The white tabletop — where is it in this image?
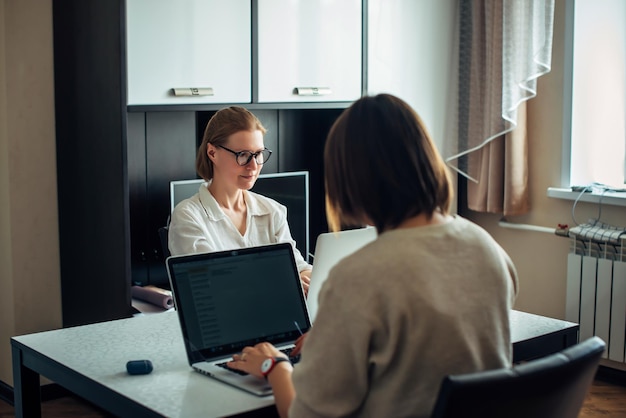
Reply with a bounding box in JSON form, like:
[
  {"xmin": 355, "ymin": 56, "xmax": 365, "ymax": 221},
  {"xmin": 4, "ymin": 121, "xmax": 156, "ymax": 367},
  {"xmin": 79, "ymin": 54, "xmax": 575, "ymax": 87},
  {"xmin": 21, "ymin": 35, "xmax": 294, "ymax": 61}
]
[
  {"xmin": 12, "ymin": 309, "xmax": 578, "ymax": 417},
  {"xmin": 13, "ymin": 311, "xmax": 275, "ymax": 417}
]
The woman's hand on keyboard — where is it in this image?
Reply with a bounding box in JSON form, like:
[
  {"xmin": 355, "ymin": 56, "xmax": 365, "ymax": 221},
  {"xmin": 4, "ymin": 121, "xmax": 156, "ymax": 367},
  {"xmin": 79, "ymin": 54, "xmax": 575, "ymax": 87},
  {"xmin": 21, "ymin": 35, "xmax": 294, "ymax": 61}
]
[{"xmin": 228, "ymin": 342, "xmax": 289, "ymax": 379}]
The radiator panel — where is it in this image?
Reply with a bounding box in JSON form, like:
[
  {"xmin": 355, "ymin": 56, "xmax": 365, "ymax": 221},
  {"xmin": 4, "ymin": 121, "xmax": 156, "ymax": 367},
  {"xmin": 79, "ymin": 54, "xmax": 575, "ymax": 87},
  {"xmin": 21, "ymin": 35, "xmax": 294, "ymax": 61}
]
[
  {"xmin": 567, "ymin": 222, "xmax": 626, "ymax": 364},
  {"xmin": 609, "ymin": 261, "xmax": 626, "ymax": 362},
  {"xmin": 580, "ymin": 255, "xmax": 598, "ymax": 342},
  {"xmin": 566, "ymin": 253, "xmax": 582, "ymax": 323},
  {"xmin": 596, "ymin": 258, "xmax": 613, "ymax": 358}
]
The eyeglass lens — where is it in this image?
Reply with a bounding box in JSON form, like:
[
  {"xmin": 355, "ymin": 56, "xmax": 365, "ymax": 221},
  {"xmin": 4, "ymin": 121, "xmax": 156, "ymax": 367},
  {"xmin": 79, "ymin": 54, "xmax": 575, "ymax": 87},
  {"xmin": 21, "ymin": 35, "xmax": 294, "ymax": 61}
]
[{"xmin": 236, "ymin": 149, "xmax": 271, "ymax": 166}]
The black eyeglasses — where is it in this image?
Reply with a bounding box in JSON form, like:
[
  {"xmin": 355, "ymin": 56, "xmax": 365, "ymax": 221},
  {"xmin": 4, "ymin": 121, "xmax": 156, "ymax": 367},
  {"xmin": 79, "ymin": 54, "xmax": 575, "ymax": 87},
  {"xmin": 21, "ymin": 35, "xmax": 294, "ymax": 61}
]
[{"xmin": 217, "ymin": 145, "xmax": 272, "ymax": 166}]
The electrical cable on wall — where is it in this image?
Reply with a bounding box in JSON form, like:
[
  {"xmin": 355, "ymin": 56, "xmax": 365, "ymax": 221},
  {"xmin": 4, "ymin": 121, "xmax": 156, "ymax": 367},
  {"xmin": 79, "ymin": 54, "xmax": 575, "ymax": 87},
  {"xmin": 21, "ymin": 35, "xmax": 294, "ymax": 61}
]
[
  {"xmin": 570, "ymin": 183, "xmax": 612, "ymax": 227},
  {"xmin": 499, "ymin": 182, "xmax": 624, "ymax": 237}
]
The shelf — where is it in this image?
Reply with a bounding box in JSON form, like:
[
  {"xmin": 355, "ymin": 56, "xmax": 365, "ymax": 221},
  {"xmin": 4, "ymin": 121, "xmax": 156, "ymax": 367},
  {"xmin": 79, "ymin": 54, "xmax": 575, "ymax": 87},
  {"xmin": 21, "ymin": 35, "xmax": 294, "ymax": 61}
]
[{"xmin": 547, "ymin": 187, "xmax": 626, "ymax": 207}]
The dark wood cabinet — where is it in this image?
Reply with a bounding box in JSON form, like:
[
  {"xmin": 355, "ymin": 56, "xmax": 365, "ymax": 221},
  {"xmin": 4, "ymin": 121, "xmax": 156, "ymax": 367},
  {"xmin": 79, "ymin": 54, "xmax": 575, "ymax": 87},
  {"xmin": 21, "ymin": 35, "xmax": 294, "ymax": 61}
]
[
  {"xmin": 53, "ymin": 0, "xmax": 131, "ymax": 326},
  {"xmin": 127, "ymin": 112, "xmax": 197, "ymax": 287}
]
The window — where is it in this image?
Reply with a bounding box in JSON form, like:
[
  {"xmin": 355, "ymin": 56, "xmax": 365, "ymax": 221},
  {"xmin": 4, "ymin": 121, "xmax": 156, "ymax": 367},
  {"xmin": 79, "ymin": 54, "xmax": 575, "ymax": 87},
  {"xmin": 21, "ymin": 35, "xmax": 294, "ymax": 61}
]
[{"xmin": 563, "ymin": 0, "xmax": 626, "ymax": 190}]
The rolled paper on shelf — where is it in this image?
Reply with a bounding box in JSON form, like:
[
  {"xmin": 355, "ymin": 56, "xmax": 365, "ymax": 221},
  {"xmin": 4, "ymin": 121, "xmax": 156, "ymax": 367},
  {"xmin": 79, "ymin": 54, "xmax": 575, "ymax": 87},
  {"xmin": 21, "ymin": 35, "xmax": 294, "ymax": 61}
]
[{"xmin": 131, "ymin": 285, "xmax": 174, "ymax": 309}]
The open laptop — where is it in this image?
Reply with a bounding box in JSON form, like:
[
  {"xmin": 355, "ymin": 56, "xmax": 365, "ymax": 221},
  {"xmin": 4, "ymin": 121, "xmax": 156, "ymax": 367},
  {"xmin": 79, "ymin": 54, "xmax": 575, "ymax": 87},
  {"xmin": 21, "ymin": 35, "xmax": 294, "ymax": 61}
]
[
  {"xmin": 307, "ymin": 226, "xmax": 377, "ymax": 322},
  {"xmin": 166, "ymin": 242, "xmax": 311, "ymax": 396}
]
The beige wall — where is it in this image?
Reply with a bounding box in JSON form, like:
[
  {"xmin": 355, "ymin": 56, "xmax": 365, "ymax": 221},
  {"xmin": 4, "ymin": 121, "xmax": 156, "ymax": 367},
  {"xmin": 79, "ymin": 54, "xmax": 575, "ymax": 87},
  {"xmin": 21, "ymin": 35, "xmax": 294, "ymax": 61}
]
[{"xmin": 0, "ymin": 0, "xmax": 62, "ymax": 386}]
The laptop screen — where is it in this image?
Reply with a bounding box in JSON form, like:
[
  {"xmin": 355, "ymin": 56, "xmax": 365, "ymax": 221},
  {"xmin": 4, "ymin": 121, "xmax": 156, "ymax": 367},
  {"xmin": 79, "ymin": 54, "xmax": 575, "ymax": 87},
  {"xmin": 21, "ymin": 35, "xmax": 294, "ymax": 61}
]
[{"xmin": 167, "ymin": 243, "xmax": 311, "ymax": 363}]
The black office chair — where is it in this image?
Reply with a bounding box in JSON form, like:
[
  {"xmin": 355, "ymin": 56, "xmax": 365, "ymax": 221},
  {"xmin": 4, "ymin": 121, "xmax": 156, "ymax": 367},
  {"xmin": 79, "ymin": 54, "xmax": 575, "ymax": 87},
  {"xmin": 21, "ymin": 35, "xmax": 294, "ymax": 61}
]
[{"xmin": 430, "ymin": 336, "xmax": 605, "ymax": 418}]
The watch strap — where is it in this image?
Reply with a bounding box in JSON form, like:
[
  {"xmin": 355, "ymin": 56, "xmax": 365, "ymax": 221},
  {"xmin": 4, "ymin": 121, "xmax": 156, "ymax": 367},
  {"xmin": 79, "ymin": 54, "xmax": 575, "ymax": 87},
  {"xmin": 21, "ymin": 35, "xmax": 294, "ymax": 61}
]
[{"xmin": 262, "ymin": 357, "xmax": 291, "ymax": 379}]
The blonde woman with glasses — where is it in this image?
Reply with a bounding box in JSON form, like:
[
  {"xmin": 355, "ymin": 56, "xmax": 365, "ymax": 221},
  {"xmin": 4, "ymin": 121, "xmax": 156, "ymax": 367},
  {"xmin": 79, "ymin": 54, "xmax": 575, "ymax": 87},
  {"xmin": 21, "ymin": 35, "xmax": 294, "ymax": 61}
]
[{"xmin": 168, "ymin": 106, "xmax": 312, "ymax": 293}]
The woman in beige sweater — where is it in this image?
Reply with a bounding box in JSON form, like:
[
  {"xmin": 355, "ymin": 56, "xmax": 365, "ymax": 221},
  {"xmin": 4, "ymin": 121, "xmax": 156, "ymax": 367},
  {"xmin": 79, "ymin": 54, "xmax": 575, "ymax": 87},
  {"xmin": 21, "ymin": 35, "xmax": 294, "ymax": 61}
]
[{"xmin": 228, "ymin": 93, "xmax": 518, "ymax": 418}]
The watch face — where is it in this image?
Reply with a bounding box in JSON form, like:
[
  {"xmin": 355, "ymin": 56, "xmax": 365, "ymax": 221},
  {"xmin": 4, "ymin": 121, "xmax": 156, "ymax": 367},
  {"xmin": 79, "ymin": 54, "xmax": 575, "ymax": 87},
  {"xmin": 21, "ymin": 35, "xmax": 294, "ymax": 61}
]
[{"xmin": 261, "ymin": 358, "xmax": 273, "ymax": 374}]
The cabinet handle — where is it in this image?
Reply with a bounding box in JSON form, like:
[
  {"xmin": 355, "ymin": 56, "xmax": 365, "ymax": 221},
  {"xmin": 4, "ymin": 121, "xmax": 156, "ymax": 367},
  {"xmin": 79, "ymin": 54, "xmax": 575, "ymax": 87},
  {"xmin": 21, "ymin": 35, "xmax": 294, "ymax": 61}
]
[
  {"xmin": 171, "ymin": 87, "xmax": 214, "ymax": 97},
  {"xmin": 293, "ymin": 87, "xmax": 332, "ymax": 96}
]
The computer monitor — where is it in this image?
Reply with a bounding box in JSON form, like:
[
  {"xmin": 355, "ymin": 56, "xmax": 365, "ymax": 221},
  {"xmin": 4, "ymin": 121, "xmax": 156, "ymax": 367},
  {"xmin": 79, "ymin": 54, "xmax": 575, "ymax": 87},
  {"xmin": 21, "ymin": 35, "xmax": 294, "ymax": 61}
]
[{"xmin": 170, "ymin": 171, "xmax": 310, "ymax": 259}]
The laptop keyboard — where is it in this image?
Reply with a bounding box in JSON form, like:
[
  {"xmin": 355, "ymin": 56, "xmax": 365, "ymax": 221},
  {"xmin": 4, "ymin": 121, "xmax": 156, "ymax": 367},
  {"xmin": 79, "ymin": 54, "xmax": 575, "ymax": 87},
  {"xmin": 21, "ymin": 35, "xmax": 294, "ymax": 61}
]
[
  {"xmin": 215, "ymin": 348, "xmax": 299, "ymax": 376},
  {"xmin": 216, "ymin": 362, "xmax": 249, "ymax": 375}
]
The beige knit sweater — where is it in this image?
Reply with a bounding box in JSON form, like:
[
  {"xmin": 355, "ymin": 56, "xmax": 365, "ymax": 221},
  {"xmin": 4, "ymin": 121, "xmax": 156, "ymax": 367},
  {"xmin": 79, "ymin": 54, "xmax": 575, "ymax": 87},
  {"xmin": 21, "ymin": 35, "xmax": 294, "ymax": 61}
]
[{"xmin": 289, "ymin": 216, "xmax": 518, "ymax": 417}]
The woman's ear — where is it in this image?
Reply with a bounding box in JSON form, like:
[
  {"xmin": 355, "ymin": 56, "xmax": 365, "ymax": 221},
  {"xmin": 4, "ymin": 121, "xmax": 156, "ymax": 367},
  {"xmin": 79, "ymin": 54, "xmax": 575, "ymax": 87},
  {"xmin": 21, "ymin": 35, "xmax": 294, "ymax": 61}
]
[{"xmin": 207, "ymin": 144, "xmax": 216, "ymax": 161}]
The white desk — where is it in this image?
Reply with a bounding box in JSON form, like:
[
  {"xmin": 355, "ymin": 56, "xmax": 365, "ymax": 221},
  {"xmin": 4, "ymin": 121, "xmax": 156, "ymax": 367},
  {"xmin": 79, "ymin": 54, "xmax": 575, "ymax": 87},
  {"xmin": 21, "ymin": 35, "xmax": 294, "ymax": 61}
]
[
  {"xmin": 11, "ymin": 311, "xmax": 276, "ymax": 418},
  {"xmin": 11, "ymin": 310, "xmax": 579, "ymax": 418}
]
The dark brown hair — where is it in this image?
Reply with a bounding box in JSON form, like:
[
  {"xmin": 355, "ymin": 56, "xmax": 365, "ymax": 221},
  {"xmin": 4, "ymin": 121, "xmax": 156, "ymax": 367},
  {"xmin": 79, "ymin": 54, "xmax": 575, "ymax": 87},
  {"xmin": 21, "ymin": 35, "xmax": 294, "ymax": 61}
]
[
  {"xmin": 324, "ymin": 94, "xmax": 452, "ymax": 232},
  {"xmin": 196, "ymin": 106, "xmax": 267, "ymax": 180}
]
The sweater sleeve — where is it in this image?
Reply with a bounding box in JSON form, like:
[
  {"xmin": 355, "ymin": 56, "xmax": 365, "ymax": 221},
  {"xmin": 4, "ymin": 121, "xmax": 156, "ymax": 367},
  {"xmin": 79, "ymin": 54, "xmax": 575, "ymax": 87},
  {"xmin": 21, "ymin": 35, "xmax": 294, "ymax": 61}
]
[{"xmin": 289, "ymin": 277, "xmax": 374, "ymax": 417}]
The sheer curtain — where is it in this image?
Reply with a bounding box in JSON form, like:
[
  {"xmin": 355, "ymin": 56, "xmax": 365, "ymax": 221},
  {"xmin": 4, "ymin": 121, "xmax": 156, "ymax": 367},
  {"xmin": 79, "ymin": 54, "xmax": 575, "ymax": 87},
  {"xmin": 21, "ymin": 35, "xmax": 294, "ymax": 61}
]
[{"xmin": 447, "ymin": 0, "xmax": 554, "ymax": 215}]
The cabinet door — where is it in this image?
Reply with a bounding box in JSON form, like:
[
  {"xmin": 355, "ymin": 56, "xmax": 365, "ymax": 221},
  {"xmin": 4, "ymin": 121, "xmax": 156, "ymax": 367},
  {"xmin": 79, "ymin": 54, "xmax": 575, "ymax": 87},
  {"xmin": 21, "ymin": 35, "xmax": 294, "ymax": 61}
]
[
  {"xmin": 257, "ymin": 0, "xmax": 362, "ymax": 103},
  {"xmin": 126, "ymin": 0, "xmax": 251, "ymax": 105},
  {"xmin": 128, "ymin": 112, "xmax": 197, "ymax": 287}
]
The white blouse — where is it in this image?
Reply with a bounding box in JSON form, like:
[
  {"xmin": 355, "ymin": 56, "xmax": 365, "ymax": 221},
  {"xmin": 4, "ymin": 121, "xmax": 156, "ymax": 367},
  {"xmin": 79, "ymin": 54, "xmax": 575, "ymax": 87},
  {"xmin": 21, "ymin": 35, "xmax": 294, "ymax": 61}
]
[{"xmin": 168, "ymin": 182, "xmax": 311, "ymax": 273}]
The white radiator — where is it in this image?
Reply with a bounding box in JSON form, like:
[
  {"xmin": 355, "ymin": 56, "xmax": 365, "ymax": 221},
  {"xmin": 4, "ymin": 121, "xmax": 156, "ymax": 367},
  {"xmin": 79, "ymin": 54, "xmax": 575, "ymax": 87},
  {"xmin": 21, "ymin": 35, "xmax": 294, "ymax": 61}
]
[{"xmin": 566, "ymin": 222, "xmax": 626, "ymax": 362}]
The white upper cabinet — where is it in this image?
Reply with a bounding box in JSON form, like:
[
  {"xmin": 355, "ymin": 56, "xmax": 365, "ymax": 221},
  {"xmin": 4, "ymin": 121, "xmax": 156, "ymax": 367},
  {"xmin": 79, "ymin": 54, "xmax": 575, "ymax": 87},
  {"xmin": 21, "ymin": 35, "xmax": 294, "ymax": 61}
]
[
  {"xmin": 256, "ymin": 0, "xmax": 363, "ymax": 103},
  {"xmin": 126, "ymin": 0, "xmax": 251, "ymax": 106}
]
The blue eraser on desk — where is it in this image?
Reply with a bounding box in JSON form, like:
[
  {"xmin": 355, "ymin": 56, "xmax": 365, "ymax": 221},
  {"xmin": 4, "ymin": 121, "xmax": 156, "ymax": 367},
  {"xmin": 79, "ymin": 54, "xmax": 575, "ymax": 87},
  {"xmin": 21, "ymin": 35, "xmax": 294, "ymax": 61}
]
[{"xmin": 126, "ymin": 359, "xmax": 153, "ymax": 375}]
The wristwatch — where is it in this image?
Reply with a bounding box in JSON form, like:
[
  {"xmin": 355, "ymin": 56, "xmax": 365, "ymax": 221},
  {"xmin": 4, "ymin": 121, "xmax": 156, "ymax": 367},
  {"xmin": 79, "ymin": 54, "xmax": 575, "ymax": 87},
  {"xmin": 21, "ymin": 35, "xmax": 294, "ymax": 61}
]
[{"xmin": 260, "ymin": 357, "xmax": 291, "ymax": 379}]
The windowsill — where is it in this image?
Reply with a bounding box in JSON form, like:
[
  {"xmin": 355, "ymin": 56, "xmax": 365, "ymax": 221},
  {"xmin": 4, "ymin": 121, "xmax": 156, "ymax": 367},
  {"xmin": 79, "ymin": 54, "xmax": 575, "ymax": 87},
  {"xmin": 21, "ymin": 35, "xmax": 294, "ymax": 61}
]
[{"xmin": 547, "ymin": 187, "xmax": 626, "ymax": 207}]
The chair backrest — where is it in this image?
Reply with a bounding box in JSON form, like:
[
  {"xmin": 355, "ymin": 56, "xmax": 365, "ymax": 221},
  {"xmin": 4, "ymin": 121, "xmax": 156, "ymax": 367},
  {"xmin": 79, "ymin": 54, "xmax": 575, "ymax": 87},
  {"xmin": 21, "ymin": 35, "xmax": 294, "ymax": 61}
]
[
  {"xmin": 158, "ymin": 226, "xmax": 170, "ymax": 259},
  {"xmin": 430, "ymin": 336, "xmax": 605, "ymax": 418}
]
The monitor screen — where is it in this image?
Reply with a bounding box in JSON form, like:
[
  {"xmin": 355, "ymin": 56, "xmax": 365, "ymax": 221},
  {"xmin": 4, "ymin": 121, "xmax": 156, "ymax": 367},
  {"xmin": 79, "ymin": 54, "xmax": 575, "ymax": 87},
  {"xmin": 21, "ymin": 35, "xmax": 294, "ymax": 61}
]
[{"xmin": 170, "ymin": 171, "xmax": 310, "ymax": 260}]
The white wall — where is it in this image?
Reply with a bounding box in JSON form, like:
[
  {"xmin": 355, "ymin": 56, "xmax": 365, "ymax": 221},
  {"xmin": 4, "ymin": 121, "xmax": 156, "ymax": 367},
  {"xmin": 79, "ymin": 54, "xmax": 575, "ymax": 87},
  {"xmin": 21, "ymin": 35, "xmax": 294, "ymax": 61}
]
[{"xmin": 368, "ymin": 0, "xmax": 458, "ymax": 153}]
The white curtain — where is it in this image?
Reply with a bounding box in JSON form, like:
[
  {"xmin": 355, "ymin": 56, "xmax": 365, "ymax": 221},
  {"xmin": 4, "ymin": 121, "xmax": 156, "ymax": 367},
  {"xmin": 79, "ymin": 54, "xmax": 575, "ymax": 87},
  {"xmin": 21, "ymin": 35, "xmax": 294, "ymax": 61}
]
[
  {"xmin": 447, "ymin": 0, "xmax": 554, "ymax": 215},
  {"xmin": 502, "ymin": 0, "xmax": 554, "ymax": 134}
]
